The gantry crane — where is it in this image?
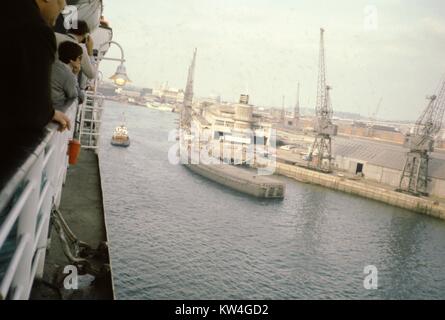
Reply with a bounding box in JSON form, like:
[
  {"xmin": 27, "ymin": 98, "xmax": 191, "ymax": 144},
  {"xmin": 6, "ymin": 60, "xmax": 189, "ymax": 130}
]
[
  {"xmin": 181, "ymin": 48, "xmax": 197, "ymax": 132},
  {"xmin": 370, "ymin": 97, "xmax": 383, "ymax": 124},
  {"xmin": 367, "ymin": 97, "xmax": 383, "ymax": 136},
  {"xmin": 398, "ymin": 77, "xmax": 445, "ymax": 196},
  {"xmin": 281, "ymin": 95, "xmax": 286, "ymax": 123},
  {"xmin": 294, "ymin": 82, "xmax": 300, "ymax": 120},
  {"xmin": 306, "ymin": 28, "xmax": 338, "ymax": 172},
  {"xmin": 178, "ymin": 48, "xmax": 198, "ymax": 159}
]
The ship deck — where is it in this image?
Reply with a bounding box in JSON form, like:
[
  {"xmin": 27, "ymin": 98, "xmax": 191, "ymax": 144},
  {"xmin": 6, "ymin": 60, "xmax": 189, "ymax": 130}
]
[{"xmin": 30, "ymin": 150, "xmax": 113, "ymax": 300}]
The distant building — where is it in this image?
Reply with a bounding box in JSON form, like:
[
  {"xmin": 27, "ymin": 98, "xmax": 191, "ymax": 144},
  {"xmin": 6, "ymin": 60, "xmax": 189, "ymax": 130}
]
[
  {"xmin": 152, "ymin": 85, "xmax": 184, "ymax": 104},
  {"xmin": 120, "ymin": 89, "xmax": 141, "ymax": 98},
  {"xmin": 336, "ymin": 121, "xmax": 405, "ymax": 144},
  {"xmin": 239, "ymin": 94, "xmax": 249, "ymax": 105},
  {"xmin": 99, "ymin": 86, "xmax": 118, "ymax": 97},
  {"xmin": 269, "ymin": 108, "xmax": 284, "ymax": 123},
  {"xmin": 332, "ymin": 138, "xmax": 445, "ymax": 198},
  {"xmin": 141, "ymin": 88, "xmax": 153, "ymax": 96}
]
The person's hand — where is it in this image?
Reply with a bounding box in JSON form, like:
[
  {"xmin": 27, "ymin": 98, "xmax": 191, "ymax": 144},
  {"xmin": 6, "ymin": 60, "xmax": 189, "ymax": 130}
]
[
  {"xmin": 70, "ymin": 58, "xmax": 81, "ymax": 75},
  {"xmin": 85, "ymin": 35, "xmax": 94, "ymax": 56},
  {"xmin": 72, "ymin": 63, "xmax": 81, "ymax": 75},
  {"xmin": 53, "ymin": 110, "xmax": 71, "ymax": 132}
]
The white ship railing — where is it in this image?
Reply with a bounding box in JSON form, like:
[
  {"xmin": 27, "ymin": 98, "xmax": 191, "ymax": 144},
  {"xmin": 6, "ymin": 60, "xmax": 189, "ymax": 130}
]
[
  {"xmin": 78, "ymin": 91, "xmax": 105, "ymax": 150},
  {"xmin": 0, "ymin": 101, "xmax": 77, "ymax": 300}
]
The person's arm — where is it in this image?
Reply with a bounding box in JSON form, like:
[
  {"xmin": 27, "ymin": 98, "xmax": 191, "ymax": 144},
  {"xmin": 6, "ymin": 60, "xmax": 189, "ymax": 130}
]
[
  {"xmin": 73, "ymin": 63, "xmax": 84, "ymax": 103},
  {"xmin": 64, "ymin": 72, "xmax": 80, "ymax": 100},
  {"xmin": 85, "ymin": 34, "xmax": 94, "ymax": 57},
  {"xmin": 80, "ymin": 43, "xmax": 97, "ymax": 79},
  {"xmin": 75, "ymin": 76, "xmax": 86, "ymax": 104},
  {"xmin": 78, "ymin": 88, "xmax": 86, "ymax": 104},
  {"xmin": 78, "ymin": 72, "xmax": 88, "ymax": 91}
]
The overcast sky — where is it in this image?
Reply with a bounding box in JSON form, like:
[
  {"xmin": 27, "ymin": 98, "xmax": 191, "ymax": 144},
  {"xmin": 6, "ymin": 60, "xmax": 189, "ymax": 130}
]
[{"xmin": 100, "ymin": 0, "xmax": 445, "ymax": 121}]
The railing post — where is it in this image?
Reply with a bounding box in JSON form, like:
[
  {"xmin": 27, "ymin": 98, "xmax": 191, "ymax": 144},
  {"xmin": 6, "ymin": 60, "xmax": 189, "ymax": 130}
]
[
  {"xmin": 54, "ymin": 133, "xmax": 68, "ymax": 208},
  {"xmin": 35, "ymin": 134, "xmax": 58, "ymax": 281},
  {"xmin": 0, "ymin": 102, "xmax": 78, "ymax": 299},
  {"xmin": 36, "ymin": 104, "xmax": 75, "ymax": 281},
  {"xmin": 12, "ymin": 152, "xmax": 44, "ymax": 299},
  {"xmin": 78, "ymin": 93, "xmax": 104, "ymax": 150},
  {"xmin": 35, "ymin": 196, "xmax": 52, "ymax": 281}
]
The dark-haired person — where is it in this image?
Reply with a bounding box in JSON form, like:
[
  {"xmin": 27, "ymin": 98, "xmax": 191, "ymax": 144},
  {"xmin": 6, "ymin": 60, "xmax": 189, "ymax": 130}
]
[
  {"xmin": 51, "ymin": 41, "xmax": 85, "ymax": 109},
  {"xmin": 0, "ymin": 0, "xmax": 70, "ymax": 185},
  {"xmin": 55, "ymin": 20, "xmax": 97, "ymax": 85},
  {"xmin": 2, "ymin": 0, "xmax": 70, "ymax": 137}
]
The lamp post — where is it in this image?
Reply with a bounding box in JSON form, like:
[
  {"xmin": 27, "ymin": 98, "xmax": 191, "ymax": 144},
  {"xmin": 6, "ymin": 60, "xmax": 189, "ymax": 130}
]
[
  {"xmin": 76, "ymin": 39, "xmax": 131, "ymax": 149},
  {"xmin": 97, "ymin": 40, "xmax": 131, "ymax": 88}
]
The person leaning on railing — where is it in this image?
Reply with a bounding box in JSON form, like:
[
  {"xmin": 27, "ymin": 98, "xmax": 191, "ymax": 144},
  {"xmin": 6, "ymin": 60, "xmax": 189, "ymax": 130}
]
[
  {"xmin": 2, "ymin": 0, "xmax": 71, "ymax": 140},
  {"xmin": 51, "ymin": 41, "xmax": 85, "ymax": 109},
  {"xmin": 55, "ymin": 20, "xmax": 97, "ymax": 91}
]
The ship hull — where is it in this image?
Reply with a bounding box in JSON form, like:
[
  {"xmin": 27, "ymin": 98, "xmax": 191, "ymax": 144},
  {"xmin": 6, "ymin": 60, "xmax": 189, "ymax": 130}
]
[
  {"xmin": 111, "ymin": 139, "xmax": 130, "ymax": 147},
  {"xmin": 184, "ymin": 163, "xmax": 285, "ymax": 199}
]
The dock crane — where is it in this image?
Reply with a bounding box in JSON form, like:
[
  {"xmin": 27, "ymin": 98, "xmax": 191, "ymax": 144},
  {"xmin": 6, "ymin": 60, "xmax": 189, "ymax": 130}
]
[
  {"xmin": 180, "ymin": 48, "xmax": 197, "ymax": 132},
  {"xmin": 294, "ymin": 82, "xmax": 300, "ymax": 120},
  {"xmin": 281, "ymin": 95, "xmax": 286, "ymax": 123},
  {"xmin": 306, "ymin": 28, "xmax": 338, "ymax": 172},
  {"xmin": 398, "ymin": 77, "xmax": 445, "ymax": 196},
  {"xmin": 367, "ymin": 97, "xmax": 383, "ymax": 136},
  {"xmin": 178, "ymin": 48, "xmax": 197, "ymax": 159},
  {"xmin": 370, "ymin": 97, "xmax": 383, "ymax": 124}
]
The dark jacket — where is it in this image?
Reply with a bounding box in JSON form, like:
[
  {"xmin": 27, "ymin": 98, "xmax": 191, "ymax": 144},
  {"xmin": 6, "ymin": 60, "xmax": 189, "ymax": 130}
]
[{"xmin": 1, "ymin": 1, "xmax": 56, "ymax": 135}]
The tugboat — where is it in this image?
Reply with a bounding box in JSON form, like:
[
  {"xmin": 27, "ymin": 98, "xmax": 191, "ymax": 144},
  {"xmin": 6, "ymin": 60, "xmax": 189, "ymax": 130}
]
[{"xmin": 111, "ymin": 125, "xmax": 130, "ymax": 147}]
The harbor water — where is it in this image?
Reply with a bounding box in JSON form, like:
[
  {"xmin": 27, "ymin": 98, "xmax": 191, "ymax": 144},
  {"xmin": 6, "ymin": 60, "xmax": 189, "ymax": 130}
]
[{"xmin": 99, "ymin": 101, "xmax": 445, "ymax": 299}]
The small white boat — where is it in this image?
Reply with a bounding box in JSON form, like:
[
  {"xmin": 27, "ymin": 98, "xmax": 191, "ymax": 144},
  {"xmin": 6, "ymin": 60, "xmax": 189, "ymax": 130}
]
[
  {"xmin": 111, "ymin": 125, "xmax": 130, "ymax": 147},
  {"xmin": 157, "ymin": 104, "xmax": 174, "ymax": 112},
  {"xmin": 145, "ymin": 102, "xmax": 174, "ymax": 112}
]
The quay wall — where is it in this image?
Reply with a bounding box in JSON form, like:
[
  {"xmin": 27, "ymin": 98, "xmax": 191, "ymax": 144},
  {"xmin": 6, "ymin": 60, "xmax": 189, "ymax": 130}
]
[{"xmin": 275, "ymin": 163, "xmax": 445, "ymax": 220}]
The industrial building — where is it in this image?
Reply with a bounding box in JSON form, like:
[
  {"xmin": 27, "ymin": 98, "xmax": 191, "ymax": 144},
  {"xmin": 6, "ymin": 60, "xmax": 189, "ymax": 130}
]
[{"xmin": 333, "ymin": 137, "xmax": 445, "ymax": 198}]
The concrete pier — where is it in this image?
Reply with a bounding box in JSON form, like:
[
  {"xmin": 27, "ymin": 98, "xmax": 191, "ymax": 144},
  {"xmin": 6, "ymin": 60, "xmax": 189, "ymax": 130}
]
[
  {"xmin": 275, "ymin": 162, "xmax": 445, "ymax": 220},
  {"xmin": 185, "ymin": 164, "xmax": 285, "ymax": 199}
]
